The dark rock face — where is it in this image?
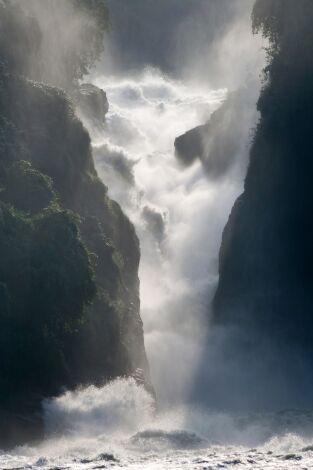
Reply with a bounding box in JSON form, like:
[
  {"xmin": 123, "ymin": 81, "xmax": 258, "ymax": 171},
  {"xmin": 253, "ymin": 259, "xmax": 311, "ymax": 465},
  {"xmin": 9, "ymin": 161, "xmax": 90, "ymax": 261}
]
[
  {"xmin": 0, "ymin": 408, "xmax": 43, "ymax": 450},
  {"xmin": 0, "ymin": 70, "xmax": 151, "ymax": 447},
  {"xmin": 174, "ymin": 87, "xmax": 257, "ymax": 179},
  {"xmin": 175, "ymin": 122, "xmax": 206, "ymax": 167},
  {"xmin": 0, "ymin": 4, "xmax": 151, "ymax": 447},
  {"xmin": 75, "ymin": 83, "xmax": 109, "ymax": 125},
  {"xmin": 212, "ymin": 0, "xmax": 313, "ymax": 405}
]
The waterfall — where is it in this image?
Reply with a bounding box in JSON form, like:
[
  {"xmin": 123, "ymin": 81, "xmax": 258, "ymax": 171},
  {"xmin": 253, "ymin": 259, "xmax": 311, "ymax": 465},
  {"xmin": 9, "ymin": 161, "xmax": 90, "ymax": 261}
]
[{"xmin": 83, "ymin": 69, "xmax": 250, "ymax": 405}]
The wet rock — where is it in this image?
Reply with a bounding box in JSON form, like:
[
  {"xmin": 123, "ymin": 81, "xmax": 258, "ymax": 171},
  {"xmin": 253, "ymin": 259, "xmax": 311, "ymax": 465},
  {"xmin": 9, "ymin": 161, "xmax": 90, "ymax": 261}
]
[
  {"xmin": 174, "ymin": 87, "xmax": 257, "ymax": 179},
  {"xmin": 283, "ymin": 454, "xmax": 302, "ymax": 461},
  {"xmin": 97, "ymin": 453, "xmax": 118, "ymax": 462},
  {"xmin": 302, "ymin": 445, "xmax": 313, "ymax": 452},
  {"xmin": 223, "ymin": 459, "xmax": 241, "ymax": 465},
  {"xmin": 131, "ymin": 429, "xmax": 205, "ymax": 449},
  {"xmin": 75, "ymin": 83, "xmax": 109, "ymax": 125}
]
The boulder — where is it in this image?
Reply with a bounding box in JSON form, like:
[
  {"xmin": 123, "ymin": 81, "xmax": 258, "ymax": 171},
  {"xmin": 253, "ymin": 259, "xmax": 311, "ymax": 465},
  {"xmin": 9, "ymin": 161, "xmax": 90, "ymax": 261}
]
[{"xmin": 75, "ymin": 83, "xmax": 109, "ymax": 125}]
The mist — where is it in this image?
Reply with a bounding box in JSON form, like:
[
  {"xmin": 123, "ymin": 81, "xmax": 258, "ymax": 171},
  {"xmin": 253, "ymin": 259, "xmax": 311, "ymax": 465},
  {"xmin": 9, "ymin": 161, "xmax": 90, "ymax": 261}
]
[
  {"xmin": 9, "ymin": 0, "xmax": 269, "ymax": 413},
  {"xmin": 11, "ymin": 0, "xmax": 107, "ymax": 88},
  {"xmin": 84, "ymin": 1, "xmax": 267, "ymax": 409},
  {"xmin": 100, "ymin": 0, "xmax": 262, "ymax": 88},
  {"xmin": 2, "ymin": 0, "xmax": 313, "ymax": 466}
]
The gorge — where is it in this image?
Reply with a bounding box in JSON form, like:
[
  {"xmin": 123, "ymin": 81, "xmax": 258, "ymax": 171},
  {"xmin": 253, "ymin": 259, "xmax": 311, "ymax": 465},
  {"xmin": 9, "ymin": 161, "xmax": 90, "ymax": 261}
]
[{"xmin": 1, "ymin": 1, "xmax": 313, "ymax": 469}]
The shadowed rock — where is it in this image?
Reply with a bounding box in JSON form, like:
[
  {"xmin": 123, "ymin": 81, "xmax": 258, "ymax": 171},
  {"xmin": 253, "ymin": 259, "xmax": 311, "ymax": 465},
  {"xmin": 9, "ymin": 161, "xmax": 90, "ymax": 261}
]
[
  {"xmin": 75, "ymin": 83, "xmax": 109, "ymax": 125},
  {"xmin": 175, "ymin": 88, "xmax": 257, "ymax": 179}
]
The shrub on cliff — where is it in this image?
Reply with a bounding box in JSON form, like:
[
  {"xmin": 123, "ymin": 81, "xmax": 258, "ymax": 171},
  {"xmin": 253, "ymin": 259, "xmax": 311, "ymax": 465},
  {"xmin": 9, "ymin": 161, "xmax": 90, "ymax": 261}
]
[
  {"xmin": 214, "ymin": 1, "xmax": 313, "ymax": 343},
  {"xmin": 0, "ymin": 199, "xmax": 96, "ymax": 404},
  {"xmin": 0, "ymin": 161, "xmax": 57, "ymax": 213}
]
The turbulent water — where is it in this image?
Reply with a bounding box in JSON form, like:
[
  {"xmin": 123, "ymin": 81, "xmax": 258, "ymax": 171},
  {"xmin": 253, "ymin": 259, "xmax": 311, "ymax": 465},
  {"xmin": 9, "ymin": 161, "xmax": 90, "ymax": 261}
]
[
  {"xmin": 3, "ymin": 70, "xmax": 313, "ymax": 469},
  {"xmin": 91, "ymin": 69, "xmax": 247, "ymax": 405},
  {"xmin": 3, "ymin": 378, "xmax": 313, "ymax": 469}
]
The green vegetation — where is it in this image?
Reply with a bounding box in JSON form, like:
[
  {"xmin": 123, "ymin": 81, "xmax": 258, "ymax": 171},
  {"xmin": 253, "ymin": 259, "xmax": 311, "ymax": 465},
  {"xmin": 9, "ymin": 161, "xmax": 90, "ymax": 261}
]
[
  {"xmin": 0, "ymin": 161, "xmax": 57, "ymax": 213},
  {"xmin": 0, "ymin": 201, "xmax": 95, "ymax": 405},
  {"xmin": 0, "ymin": 0, "xmax": 149, "ymax": 444},
  {"xmin": 72, "ymin": 0, "xmax": 109, "ymax": 79},
  {"xmin": 214, "ymin": 0, "xmax": 313, "ymax": 346}
]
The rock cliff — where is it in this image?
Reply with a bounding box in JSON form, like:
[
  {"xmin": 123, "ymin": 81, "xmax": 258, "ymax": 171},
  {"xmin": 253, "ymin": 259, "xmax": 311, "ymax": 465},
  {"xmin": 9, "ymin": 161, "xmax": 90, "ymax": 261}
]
[
  {"xmin": 212, "ymin": 0, "xmax": 313, "ymax": 400},
  {"xmin": 0, "ymin": 0, "xmax": 150, "ymax": 447}
]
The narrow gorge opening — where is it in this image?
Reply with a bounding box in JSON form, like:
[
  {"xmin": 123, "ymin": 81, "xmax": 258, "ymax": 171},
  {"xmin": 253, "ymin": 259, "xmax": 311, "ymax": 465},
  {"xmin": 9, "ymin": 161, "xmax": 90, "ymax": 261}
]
[{"xmin": 2, "ymin": 1, "xmax": 313, "ymax": 468}]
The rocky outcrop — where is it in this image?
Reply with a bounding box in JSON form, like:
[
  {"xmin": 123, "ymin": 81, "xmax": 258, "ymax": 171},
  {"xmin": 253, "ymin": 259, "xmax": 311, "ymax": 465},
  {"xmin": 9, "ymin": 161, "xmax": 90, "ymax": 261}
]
[
  {"xmin": 211, "ymin": 0, "xmax": 313, "ymax": 404},
  {"xmin": 74, "ymin": 83, "xmax": 109, "ymax": 125},
  {"xmin": 174, "ymin": 87, "xmax": 257, "ymax": 179},
  {"xmin": 0, "ymin": 67, "xmax": 152, "ymax": 446},
  {"xmin": 0, "ymin": 1, "xmax": 152, "ymax": 447}
]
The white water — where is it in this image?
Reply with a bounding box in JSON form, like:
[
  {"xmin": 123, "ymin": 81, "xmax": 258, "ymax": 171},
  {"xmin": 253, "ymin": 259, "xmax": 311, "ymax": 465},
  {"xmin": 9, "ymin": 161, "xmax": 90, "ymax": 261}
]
[
  {"xmin": 90, "ymin": 69, "xmax": 249, "ymax": 406},
  {"xmin": 3, "ymin": 378, "xmax": 313, "ymax": 469},
  {"xmin": 3, "ymin": 68, "xmax": 313, "ymax": 468}
]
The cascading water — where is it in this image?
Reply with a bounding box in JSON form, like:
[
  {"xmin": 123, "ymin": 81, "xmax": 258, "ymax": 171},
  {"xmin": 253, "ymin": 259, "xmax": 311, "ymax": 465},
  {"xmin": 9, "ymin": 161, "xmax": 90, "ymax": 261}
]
[
  {"xmin": 3, "ymin": 68, "xmax": 313, "ymax": 469},
  {"xmin": 2, "ymin": 0, "xmax": 313, "ymax": 467},
  {"xmin": 90, "ymin": 69, "xmax": 240, "ymax": 406}
]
